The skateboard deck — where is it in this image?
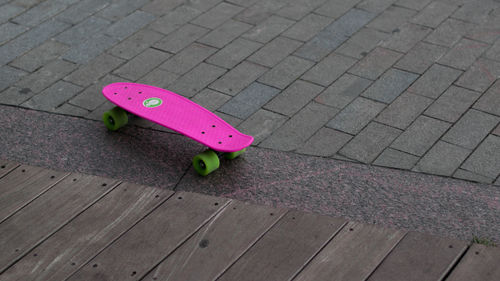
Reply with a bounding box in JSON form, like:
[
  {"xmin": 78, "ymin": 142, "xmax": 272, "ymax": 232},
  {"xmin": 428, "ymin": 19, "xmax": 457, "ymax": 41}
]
[{"xmin": 102, "ymin": 82, "xmax": 254, "ymax": 153}]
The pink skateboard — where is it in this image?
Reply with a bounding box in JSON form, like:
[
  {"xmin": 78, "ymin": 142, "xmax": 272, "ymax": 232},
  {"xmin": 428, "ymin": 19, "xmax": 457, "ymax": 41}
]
[{"xmin": 102, "ymin": 82, "xmax": 253, "ymax": 176}]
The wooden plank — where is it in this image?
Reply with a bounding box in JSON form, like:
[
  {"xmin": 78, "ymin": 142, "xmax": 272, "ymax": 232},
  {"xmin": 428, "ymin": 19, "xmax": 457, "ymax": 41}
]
[
  {"xmin": 1, "ymin": 182, "xmax": 174, "ymax": 281},
  {"xmin": 217, "ymin": 211, "xmax": 346, "ymax": 281},
  {"xmin": 143, "ymin": 200, "xmax": 287, "ymax": 281},
  {"xmin": 0, "ymin": 165, "xmax": 68, "ymax": 223},
  {"xmin": 367, "ymin": 231, "xmax": 468, "ymax": 281},
  {"xmin": 446, "ymin": 244, "xmax": 500, "ymax": 281},
  {"xmin": 67, "ymin": 191, "xmax": 230, "ymax": 281},
  {"xmin": 294, "ymin": 221, "xmax": 406, "ymax": 281},
  {"xmin": 0, "ymin": 160, "xmax": 19, "ymax": 178},
  {"xmin": 0, "ymin": 173, "xmax": 117, "ymax": 273}
]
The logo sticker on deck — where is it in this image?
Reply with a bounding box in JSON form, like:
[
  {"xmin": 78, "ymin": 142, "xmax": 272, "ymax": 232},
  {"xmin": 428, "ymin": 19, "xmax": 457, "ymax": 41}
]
[{"xmin": 143, "ymin": 97, "xmax": 162, "ymax": 108}]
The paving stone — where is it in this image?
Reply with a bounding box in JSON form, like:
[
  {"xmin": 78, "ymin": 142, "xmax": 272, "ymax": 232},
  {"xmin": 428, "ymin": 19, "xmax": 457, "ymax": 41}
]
[
  {"xmin": 442, "ymin": 109, "xmax": 500, "ymax": 150},
  {"xmin": 461, "ymin": 135, "xmax": 500, "ymax": 178},
  {"xmin": 21, "ymin": 81, "xmax": 82, "ymax": 111},
  {"xmin": 424, "ymin": 18, "xmax": 474, "ymax": 48},
  {"xmin": 452, "ymin": 0, "xmax": 497, "ymax": 24},
  {"xmin": 381, "ymin": 23, "xmax": 432, "ymax": 53},
  {"xmin": 226, "ymin": 0, "xmax": 260, "ymax": 8},
  {"xmin": 55, "ymin": 16, "xmax": 111, "ymax": 46},
  {"xmin": 485, "ymin": 39, "xmax": 500, "ymax": 61},
  {"xmin": 373, "ymin": 148, "xmax": 419, "ymax": 170},
  {"xmin": 424, "ymin": 86, "xmax": 481, "ymax": 123},
  {"xmin": 140, "ymin": 0, "xmax": 185, "ymax": 16},
  {"xmin": 465, "ymin": 17, "xmax": 500, "ymax": 44},
  {"xmin": 301, "ymin": 53, "xmax": 356, "ymax": 86},
  {"xmin": 339, "ymin": 122, "xmax": 402, "ymax": 163},
  {"xmin": 0, "ymin": 87, "xmax": 33, "ymax": 105},
  {"xmin": 69, "ymin": 74, "xmax": 127, "ymax": 111},
  {"xmin": 108, "ymin": 29, "xmax": 164, "ymax": 60},
  {"xmin": 0, "ymin": 66, "xmax": 27, "ymax": 93},
  {"xmin": 206, "ymin": 38, "xmax": 262, "ymax": 69},
  {"xmin": 454, "ymin": 168, "xmax": 494, "ymax": 184},
  {"xmin": 367, "ymin": 5, "xmax": 416, "ymax": 33},
  {"xmin": 242, "ymin": 15, "xmax": 295, "ymax": 43},
  {"xmin": 455, "ymin": 58, "xmax": 500, "ymax": 92},
  {"xmin": 375, "ymin": 92, "xmax": 433, "ymax": 129},
  {"xmin": 0, "ymin": 4, "xmax": 25, "ymax": 23},
  {"xmin": 10, "ymin": 40, "xmax": 69, "ymax": 72},
  {"xmin": 209, "ymin": 61, "xmax": 268, "ymax": 96},
  {"xmin": 12, "ymin": 0, "xmax": 68, "ymax": 27},
  {"xmin": 136, "ymin": 68, "xmax": 179, "ymax": 89},
  {"xmin": 394, "ymin": 42, "xmax": 448, "ymax": 74},
  {"xmin": 197, "ymin": 19, "xmax": 252, "ymax": 48},
  {"xmin": 0, "ymin": 19, "xmax": 69, "ymax": 65},
  {"xmin": 327, "ymin": 97, "xmax": 386, "ymax": 134},
  {"xmin": 294, "ymin": 8, "xmax": 375, "ymax": 61},
  {"xmin": 113, "ymin": 48, "xmax": 171, "ymax": 81},
  {"xmin": 336, "ymin": 28, "xmax": 389, "ymax": 59},
  {"xmin": 391, "ymin": 116, "xmax": 451, "ymax": 156},
  {"xmin": 97, "ymin": 0, "xmax": 149, "ymax": 20},
  {"xmin": 493, "ymin": 124, "xmax": 500, "ymax": 136},
  {"xmin": 361, "ymin": 68, "xmax": 419, "ymax": 104},
  {"xmin": 185, "ymin": 0, "xmax": 224, "ymax": 13},
  {"xmin": 276, "ymin": 3, "xmax": 316, "ymax": 21},
  {"xmin": 0, "ymin": 22, "xmax": 28, "ymax": 45},
  {"xmin": 282, "ymin": 13, "xmax": 333, "ymax": 42},
  {"xmin": 407, "ymin": 64, "xmax": 462, "ymax": 99},
  {"xmin": 314, "ymin": 0, "xmax": 358, "ymax": 19},
  {"xmin": 191, "ymin": 88, "xmax": 231, "ymax": 111},
  {"xmin": 154, "ymin": 24, "xmax": 209, "ymax": 53},
  {"xmin": 314, "ymin": 73, "xmax": 372, "ymax": 109},
  {"xmin": 15, "ymin": 60, "xmax": 76, "ymax": 93},
  {"xmin": 148, "ymin": 5, "xmax": 201, "ymax": 35},
  {"xmin": 438, "ymin": 38, "xmax": 489, "ymax": 70},
  {"xmin": 190, "ymin": 2, "xmax": 243, "ymax": 29},
  {"xmin": 356, "ymin": 0, "xmax": 396, "ymax": 13},
  {"xmin": 414, "ymin": 141, "xmax": 471, "ymax": 176},
  {"xmin": 169, "ymin": 63, "xmax": 226, "ymax": 97},
  {"xmin": 258, "ymin": 56, "xmax": 314, "ymax": 89},
  {"xmin": 264, "ymin": 80, "xmax": 324, "ymax": 116},
  {"xmin": 296, "ymin": 127, "xmax": 352, "ymax": 157},
  {"xmin": 105, "ymin": 10, "xmax": 155, "ymax": 41},
  {"xmin": 159, "ymin": 43, "xmax": 216, "ymax": 75},
  {"xmin": 348, "ymin": 47, "xmax": 403, "ymax": 80},
  {"xmin": 236, "ymin": 109, "xmax": 288, "ymax": 144},
  {"xmin": 86, "ymin": 99, "xmax": 115, "ymax": 121},
  {"xmin": 474, "ymin": 79, "xmax": 500, "ymax": 116},
  {"xmin": 247, "ymin": 36, "xmax": 303, "ymax": 68},
  {"xmin": 55, "ymin": 103, "xmax": 89, "ymax": 117},
  {"xmin": 234, "ymin": 0, "xmax": 286, "ymax": 25},
  {"xmin": 395, "ymin": 0, "xmax": 431, "ymax": 11},
  {"xmin": 218, "ymin": 82, "xmax": 280, "ymax": 119},
  {"xmin": 411, "ymin": 1, "xmax": 458, "ymax": 28},
  {"xmin": 65, "ymin": 54, "xmax": 124, "ymax": 87},
  {"xmin": 214, "ymin": 111, "xmax": 243, "ymax": 128},
  {"xmin": 62, "ymin": 33, "xmax": 118, "ymax": 64},
  {"xmin": 56, "ymin": 0, "xmax": 110, "ymax": 24},
  {"xmin": 260, "ymin": 102, "xmax": 338, "ymax": 151}
]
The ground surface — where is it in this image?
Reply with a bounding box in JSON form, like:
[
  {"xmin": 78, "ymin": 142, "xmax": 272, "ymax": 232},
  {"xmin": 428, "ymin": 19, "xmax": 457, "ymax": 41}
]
[
  {"xmin": 2, "ymin": 161, "xmax": 500, "ymax": 281},
  {"xmin": 1, "ymin": 0, "xmax": 500, "ymax": 242}
]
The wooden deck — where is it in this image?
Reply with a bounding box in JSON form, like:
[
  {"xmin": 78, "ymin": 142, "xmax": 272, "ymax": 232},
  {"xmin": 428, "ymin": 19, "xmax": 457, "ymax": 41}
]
[{"xmin": 1, "ymin": 159, "xmax": 499, "ymax": 281}]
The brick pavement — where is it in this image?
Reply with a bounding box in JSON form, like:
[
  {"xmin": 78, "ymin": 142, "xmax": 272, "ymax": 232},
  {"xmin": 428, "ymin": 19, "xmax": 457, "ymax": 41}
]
[{"xmin": 1, "ymin": 0, "xmax": 500, "ymax": 185}]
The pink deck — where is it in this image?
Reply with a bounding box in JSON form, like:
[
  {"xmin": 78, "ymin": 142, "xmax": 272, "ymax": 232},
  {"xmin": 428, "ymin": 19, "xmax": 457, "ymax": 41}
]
[{"xmin": 102, "ymin": 83, "xmax": 253, "ymax": 152}]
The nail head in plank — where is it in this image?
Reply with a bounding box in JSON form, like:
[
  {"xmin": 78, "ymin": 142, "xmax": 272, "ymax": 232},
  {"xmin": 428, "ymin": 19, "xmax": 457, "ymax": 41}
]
[
  {"xmin": 217, "ymin": 210, "xmax": 346, "ymax": 281},
  {"xmin": 294, "ymin": 221, "xmax": 406, "ymax": 281},
  {"xmin": 1, "ymin": 182, "xmax": 173, "ymax": 281},
  {"xmin": 367, "ymin": 231, "xmax": 468, "ymax": 281},
  {"xmin": 446, "ymin": 244, "xmax": 500, "ymax": 281},
  {"xmin": 0, "ymin": 165, "xmax": 68, "ymax": 223},
  {"xmin": 67, "ymin": 191, "xmax": 230, "ymax": 281},
  {"xmin": 0, "ymin": 173, "xmax": 117, "ymax": 272},
  {"xmin": 0, "ymin": 159, "xmax": 19, "ymax": 178},
  {"xmin": 143, "ymin": 200, "xmax": 287, "ymax": 281}
]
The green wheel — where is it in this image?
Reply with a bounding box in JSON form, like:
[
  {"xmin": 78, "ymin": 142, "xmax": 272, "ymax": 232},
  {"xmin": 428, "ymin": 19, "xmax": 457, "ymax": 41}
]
[
  {"xmin": 102, "ymin": 107, "xmax": 128, "ymax": 131},
  {"xmin": 193, "ymin": 150, "xmax": 220, "ymax": 176},
  {"xmin": 224, "ymin": 148, "xmax": 246, "ymax": 160}
]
